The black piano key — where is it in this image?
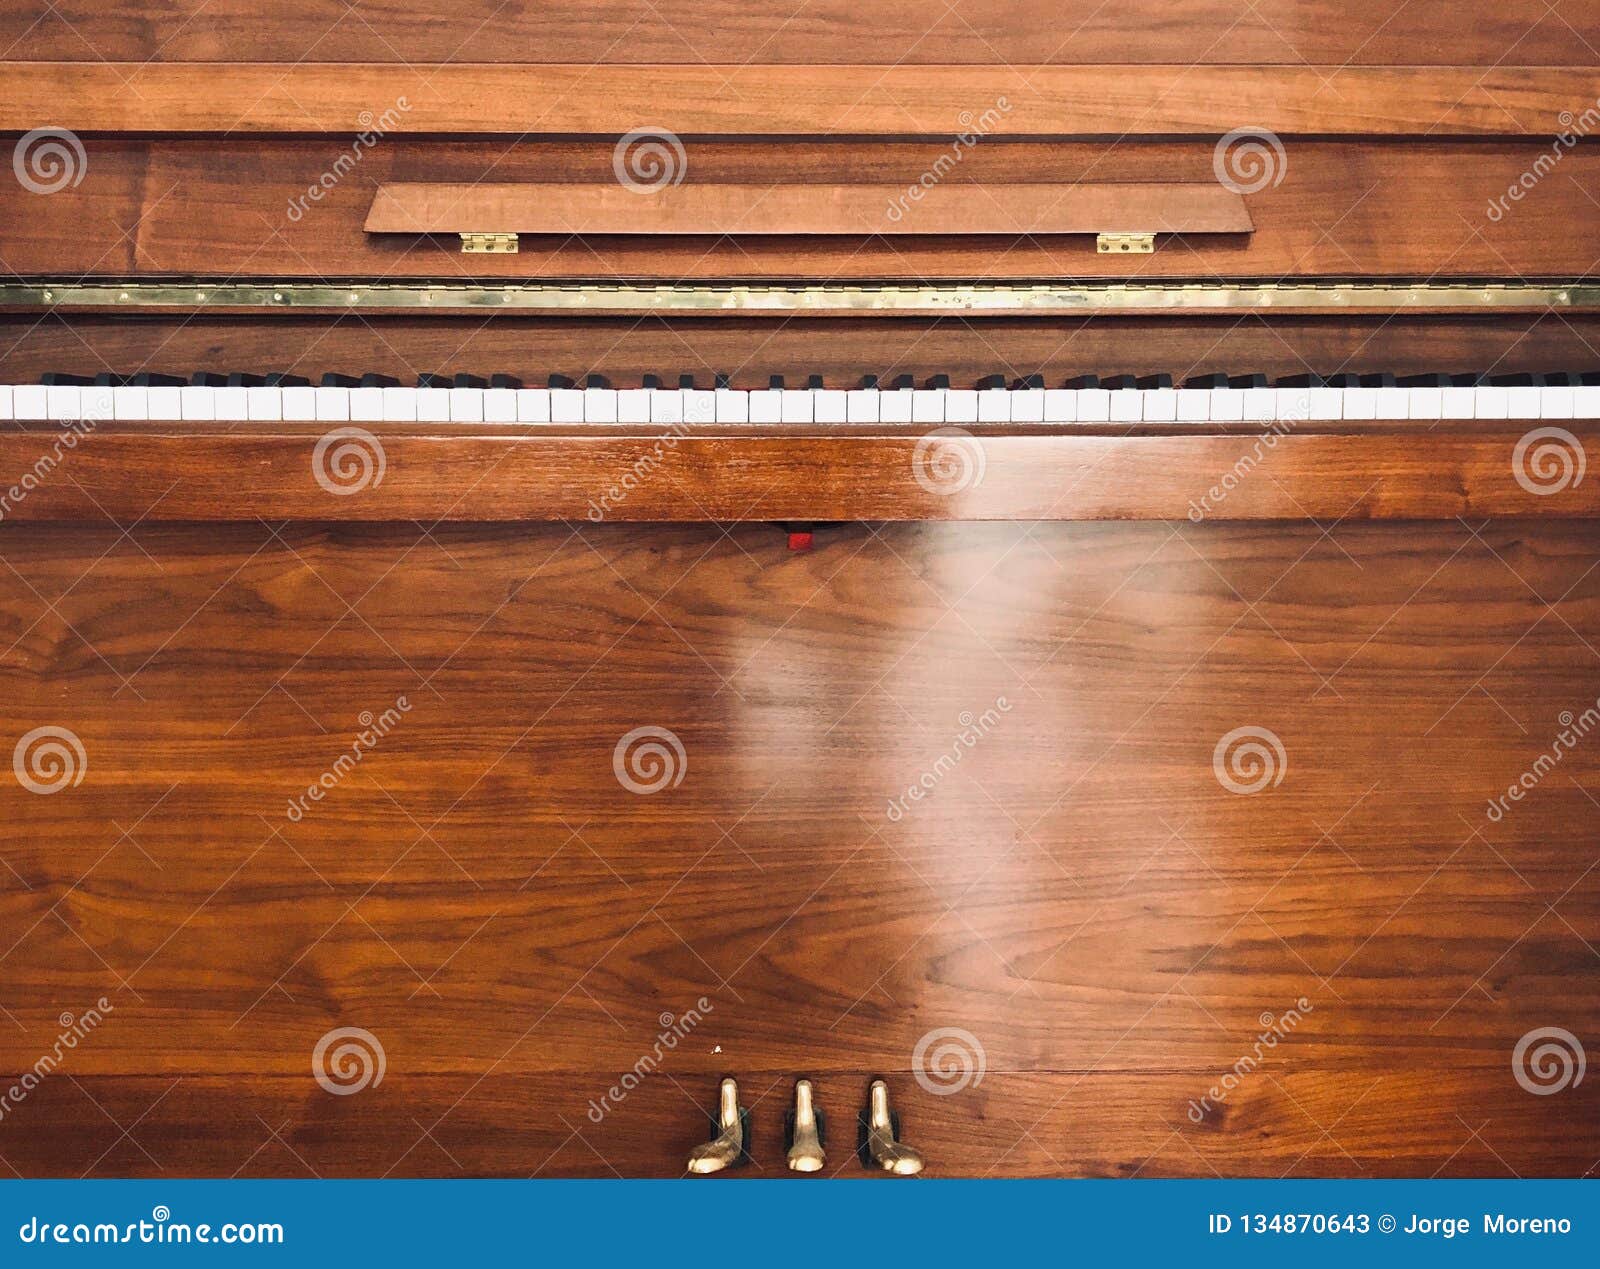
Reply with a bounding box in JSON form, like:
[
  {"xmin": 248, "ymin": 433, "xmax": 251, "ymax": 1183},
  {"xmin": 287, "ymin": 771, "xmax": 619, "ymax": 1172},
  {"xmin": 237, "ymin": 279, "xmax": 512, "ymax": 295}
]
[
  {"xmin": 1230, "ymin": 374, "xmax": 1270, "ymax": 389},
  {"xmin": 490, "ymin": 374, "xmax": 522, "ymax": 389},
  {"xmin": 925, "ymin": 374, "xmax": 951, "ymax": 389},
  {"xmin": 1363, "ymin": 373, "xmax": 1397, "ymax": 388},
  {"xmin": 452, "ymin": 374, "xmax": 487, "ymax": 389},
  {"xmin": 40, "ymin": 372, "xmax": 92, "ymax": 385},
  {"xmin": 1488, "ymin": 373, "xmax": 1535, "ymax": 386},
  {"xmin": 1539, "ymin": 372, "xmax": 1574, "ymax": 386},
  {"xmin": 1581, "ymin": 372, "xmax": 1600, "ymax": 386},
  {"xmin": 1325, "ymin": 373, "xmax": 1362, "ymax": 388},
  {"xmin": 1184, "ymin": 373, "xmax": 1231, "ymax": 389},
  {"xmin": 1277, "ymin": 373, "xmax": 1326, "ymax": 387},
  {"xmin": 1397, "ymin": 373, "xmax": 1450, "ymax": 387},
  {"xmin": 859, "ymin": 374, "xmax": 880, "ymax": 389},
  {"xmin": 547, "ymin": 374, "xmax": 575, "ymax": 389},
  {"xmin": 889, "ymin": 375, "xmax": 915, "ymax": 390},
  {"xmin": 225, "ymin": 373, "xmax": 265, "ymax": 387},
  {"xmin": 1135, "ymin": 374, "xmax": 1173, "ymax": 390},
  {"xmin": 976, "ymin": 374, "xmax": 1008, "ymax": 390},
  {"xmin": 580, "ymin": 374, "xmax": 608, "ymax": 390},
  {"xmin": 264, "ymin": 372, "xmax": 310, "ymax": 388},
  {"xmin": 1102, "ymin": 375, "xmax": 1138, "ymax": 390},
  {"xmin": 678, "ymin": 374, "xmax": 697, "ymax": 389},
  {"xmin": 359, "ymin": 374, "xmax": 400, "ymax": 388},
  {"xmin": 806, "ymin": 374, "xmax": 824, "ymax": 390},
  {"xmin": 1015, "ymin": 374, "xmax": 1044, "ymax": 390},
  {"xmin": 1063, "ymin": 375, "xmax": 1100, "ymax": 390},
  {"xmin": 1450, "ymin": 373, "xmax": 1482, "ymax": 387},
  {"xmin": 768, "ymin": 375, "xmax": 785, "ymax": 389},
  {"xmin": 714, "ymin": 373, "xmax": 732, "ymax": 390},
  {"xmin": 93, "ymin": 373, "xmax": 124, "ymax": 387},
  {"xmin": 192, "ymin": 372, "xmax": 230, "ymax": 386},
  {"xmin": 641, "ymin": 374, "xmax": 662, "ymax": 389},
  {"xmin": 321, "ymin": 374, "xmax": 360, "ymax": 387},
  {"xmin": 129, "ymin": 373, "xmax": 187, "ymax": 387},
  {"xmin": 416, "ymin": 373, "xmax": 448, "ymax": 387}
]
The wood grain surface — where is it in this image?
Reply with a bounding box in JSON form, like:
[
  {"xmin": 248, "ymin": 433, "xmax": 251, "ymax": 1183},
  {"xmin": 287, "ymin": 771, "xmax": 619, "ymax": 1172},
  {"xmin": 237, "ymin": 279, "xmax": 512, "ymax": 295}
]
[
  {"xmin": 0, "ymin": 520, "xmax": 1595, "ymax": 1175},
  {"xmin": 3, "ymin": 1, "xmax": 1597, "ymax": 66},
  {"xmin": 5, "ymin": 139, "xmax": 1596, "ymax": 281},
  {"xmin": 4, "ymin": 63, "xmax": 1598, "ymax": 135}
]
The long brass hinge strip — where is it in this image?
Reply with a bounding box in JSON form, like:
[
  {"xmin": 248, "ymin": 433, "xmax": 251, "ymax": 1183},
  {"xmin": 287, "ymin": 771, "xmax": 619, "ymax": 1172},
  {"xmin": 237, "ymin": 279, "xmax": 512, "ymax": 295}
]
[{"xmin": 1, "ymin": 279, "xmax": 1597, "ymax": 315}]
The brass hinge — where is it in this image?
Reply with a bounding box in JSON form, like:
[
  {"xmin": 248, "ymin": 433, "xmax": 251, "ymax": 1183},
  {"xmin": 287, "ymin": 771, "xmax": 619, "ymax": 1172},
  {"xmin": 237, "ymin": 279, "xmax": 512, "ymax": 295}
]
[
  {"xmin": 459, "ymin": 232, "xmax": 519, "ymax": 255},
  {"xmin": 1095, "ymin": 231, "xmax": 1156, "ymax": 254}
]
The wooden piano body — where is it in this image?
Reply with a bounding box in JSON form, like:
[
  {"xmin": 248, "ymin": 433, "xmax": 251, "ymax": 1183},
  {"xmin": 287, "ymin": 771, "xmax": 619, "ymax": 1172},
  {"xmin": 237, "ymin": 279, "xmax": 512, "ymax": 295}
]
[{"xmin": 0, "ymin": 1, "xmax": 1596, "ymax": 1177}]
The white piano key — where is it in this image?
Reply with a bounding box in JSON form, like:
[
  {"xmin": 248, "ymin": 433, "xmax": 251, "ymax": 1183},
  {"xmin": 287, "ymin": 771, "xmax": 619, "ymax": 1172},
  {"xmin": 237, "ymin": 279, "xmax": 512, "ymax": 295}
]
[
  {"xmin": 683, "ymin": 389, "xmax": 716, "ymax": 424},
  {"xmin": 1574, "ymin": 384, "xmax": 1600, "ymax": 418},
  {"xmin": 1407, "ymin": 387, "xmax": 1443, "ymax": 420},
  {"xmin": 649, "ymin": 389, "xmax": 683, "ymax": 424},
  {"xmin": 112, "ymin": 386, "xmax": 150, "ymax": 421},
  {"xmin": 180, "ymin": 385, "xmax": 216, "ymax": 421},
  {"xmin": 245, "ymin": 386, "xmax": 280, "ymax": 421},
  {"xmin": 715, "ymin": 388, "xmax": 748, "ymax": 423},
  {"xmin": 1341, "ymin": 387, "xmax": 1377, "ymax": 420},
  {"xmin": 83, "ymin": 385, "xmax": 115, "ymax": 422},
  {"xmin": 1309, "ymin": 387, "xmax": 1342, "ymax": 420},
  {"xmin": 1473, "ymin": 385, "xmax": 1509, "ymax": 419},
  {"xmin": 15, "ymin": 385, "xmax": 48, "ymax": 420},
  {"xmin": 46, "ymin": 385, "xmax": 80, "ymax": 420},
  {"xmin": 845, "ymin": 389, "xmax": 880, "ymax": 423},
  {"xmin": 1275, "ymin": 388, "xmax": 1312, "ymax": 421},
  {"xmin": 1011, "ymin": 389, "xmax": 1045, "ymax": 422},
  {"xmin": 381, "ymin": 386, "xmax": 415, "ymax": 422},
  {"xmin": 1242, "ymin": 388, "xmax": 1276, "ymax": 422},
  {"xmin": 315, "ymin": 386, "xmax": 351, "ymax": 422},
  {"xmin": 449, "ymin": 387, "xmax": 485, "ymax": 422},
  {"xmin": 282, "ymin": 385, "xmax": 316, "ymax": 420},
  {"xmin": 0, "ymin": 386, "xmax": 12, "ymax": 420},
  {"xmin": 215, "ymin": 386, "xmax": 249, "ymax": 421},
  {"xmin": 1042, "ymin": 389, "xmax": 1077, "ymax": 422},
  {"xmin": 581, "ymin": 387, "xmax": 617, "ymax": 423},
  {"xmin": 1539, "ymin": 385, "xmax": 1574, "ymax": 420},
  {"xmin": 415, "ymin": 388, "xmax": 449, "ymax": 422},
  {"xmin": 483, "ymin": 388, "xmax": 516, "ymax": 423},
  {"xmin": 1141, "ymin": 388, "xmax": 1177, "ymax": 422},
  {"xmin": 350, "ymin": 387, "xmax": 384, "ymax": 422},
  {"xmin": 813, "ymin": 389, "xmax": 846, "ymax": 424},
  {"xmin": 550, "ymin": 388, "xmax": 584, "ymax": 423},
  {"xmin": 879, "ymin": 390, "xmax": 913, "ymax": 424},
  {"xmin": 615, "ymin": 390, "xmax": 648, "ymax": 424},
  {"xmin": 911, "ymin": 390, "xmax": 946, "ymax": 424},
  {"xmin": 780, "ymin": 389, "xmax": 813, "ymax": 423},
  {"xmin": 1441, "ymin": 386, "xmax": 1475, "ymax": 419},
  {"xmin": 978, "ymin": 389, "xmax": 1010, "ymax": 423},
  {"xmin": 1374, "ymin": 387, "xmax": 1409, "ymax": 419},
  {"xmin": 516, "ymin": 388, "xmax": 551, "ymax": 423},
  {"xmin": 751, "ymin": 390, "xmax": 785, "ymax": 423},
  {"xmin": 1078, "ymin": 388, "xmax": 1110, "ymax": 422},
  {"xmin": 1507, "ymin": 385, "xmax": 1540, "ymax": 419},
  {"xmin": 1210, "ymin": 389, "xmax": 1244, "ymax": 421},
  {"xmin": 1175, "ymin": 389, "xmax": 1211, "ymax": 421},
  {"xmin": 945, "ymin": 389, "xmax": 978, "ymax": 424},
  {"xmin": 1109, "ymin": 389, "xmax": 1140, "ymax": 423}
]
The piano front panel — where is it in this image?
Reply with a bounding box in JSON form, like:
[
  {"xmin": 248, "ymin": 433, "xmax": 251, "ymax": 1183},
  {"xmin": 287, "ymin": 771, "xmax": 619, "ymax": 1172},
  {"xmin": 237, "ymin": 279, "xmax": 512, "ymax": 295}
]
[
  {"xmin": 1, "ymin": 520, "xmax": 1595, "ymax": 1175},
  {"xmin": 5, "ymin": 137, "xmax": 1599, "ymax": 279}
]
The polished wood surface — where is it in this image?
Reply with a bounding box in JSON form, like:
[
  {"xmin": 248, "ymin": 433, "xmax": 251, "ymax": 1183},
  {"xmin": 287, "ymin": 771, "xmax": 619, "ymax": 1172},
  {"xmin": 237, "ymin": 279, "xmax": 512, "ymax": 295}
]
[
  {"xmin": 0, "ymin": 520, "xmax": 1595, "ymax": 1175},
  {"xmin": 3, "ymin": 1, "xmax": 1597, "ymax": 66},
  {"xmin": 0, "ymin": 427, "xmax": 1594, "ymax": 522},
  {"xmin": 7, "ymin": 139, "xmax": 1597, "ymax": 280},
  {"xmin": 363, "ymin": 182, "xmax": 1254, "ymax": 238},
  {"xmin": 5, "ymin": 63, "xmax": 1599, "ymax": 135}
]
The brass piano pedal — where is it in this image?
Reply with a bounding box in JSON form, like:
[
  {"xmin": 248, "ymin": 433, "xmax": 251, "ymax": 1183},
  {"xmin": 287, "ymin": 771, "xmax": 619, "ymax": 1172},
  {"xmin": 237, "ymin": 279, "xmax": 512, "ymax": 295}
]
[
  {"xmin": 784, "ymin": 1078, "xmax": 826, "ymax": 1173},
  {"xmin": 858, "ymin": 1078, "xmax": 925, "ymax": 1175},
  {"xmin": 686, "ymin": 1076, "xmax": 750, "ymax": 1174}
]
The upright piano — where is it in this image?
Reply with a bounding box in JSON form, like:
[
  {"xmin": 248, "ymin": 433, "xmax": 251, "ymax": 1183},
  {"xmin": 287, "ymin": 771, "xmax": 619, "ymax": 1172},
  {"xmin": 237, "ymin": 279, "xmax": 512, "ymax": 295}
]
[{"xmin": 0, "ymin": 0, "xmax": 1596, "ymax": 1177}]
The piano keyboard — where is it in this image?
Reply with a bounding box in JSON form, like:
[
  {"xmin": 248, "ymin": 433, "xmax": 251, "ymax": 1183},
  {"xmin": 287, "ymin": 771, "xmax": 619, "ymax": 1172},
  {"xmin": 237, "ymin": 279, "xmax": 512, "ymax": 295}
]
[{"xmin": 7, "ymin": 373, "xmax": 1599, "ymax": 424}]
